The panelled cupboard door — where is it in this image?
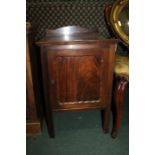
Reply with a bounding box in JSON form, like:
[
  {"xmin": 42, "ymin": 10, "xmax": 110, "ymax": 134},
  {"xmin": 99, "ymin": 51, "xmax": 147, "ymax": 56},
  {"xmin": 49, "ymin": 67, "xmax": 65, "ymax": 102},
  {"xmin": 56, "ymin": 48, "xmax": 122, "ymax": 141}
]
[{"xmin": 46, "ymin": 48, "xmax": 112, "ymax": 111}]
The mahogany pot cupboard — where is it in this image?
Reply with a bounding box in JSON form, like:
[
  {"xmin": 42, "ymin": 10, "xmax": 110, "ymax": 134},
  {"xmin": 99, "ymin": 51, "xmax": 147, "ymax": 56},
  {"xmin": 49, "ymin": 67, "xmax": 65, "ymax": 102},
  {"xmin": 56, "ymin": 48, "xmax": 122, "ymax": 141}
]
[{"xmin": 36, "ymin": 26, "xmax": 117, "ymax": 138}]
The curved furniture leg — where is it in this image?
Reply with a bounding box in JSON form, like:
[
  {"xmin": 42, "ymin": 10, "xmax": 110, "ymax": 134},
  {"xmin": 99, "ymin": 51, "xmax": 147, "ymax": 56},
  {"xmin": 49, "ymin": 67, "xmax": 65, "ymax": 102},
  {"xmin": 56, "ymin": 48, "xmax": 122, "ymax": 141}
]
[{"xmin": 111, "ymin": 76, "xmax": 128, "ymax": 138}]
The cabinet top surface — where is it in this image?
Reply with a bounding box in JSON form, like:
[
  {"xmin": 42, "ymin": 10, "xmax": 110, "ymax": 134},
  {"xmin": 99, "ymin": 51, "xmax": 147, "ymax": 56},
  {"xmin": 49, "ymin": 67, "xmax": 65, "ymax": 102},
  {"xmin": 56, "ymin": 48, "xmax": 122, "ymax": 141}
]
[{"xmin": 36, "ymin": 26, "xmax": 118, "ymax": 46}]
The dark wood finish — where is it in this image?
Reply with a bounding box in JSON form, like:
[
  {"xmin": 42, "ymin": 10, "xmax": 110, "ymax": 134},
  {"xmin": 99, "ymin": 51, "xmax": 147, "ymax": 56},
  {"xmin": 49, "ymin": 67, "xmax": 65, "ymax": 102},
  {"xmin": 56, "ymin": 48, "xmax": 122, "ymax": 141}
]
[
  {"xmin": 101, "ymin": 45, "xmax": 116, "ymax": 133},
  {"xmin": 37, "ymin": 26, "xmax": 117, "ymax": 138},
  {"xmin": 40, "ymin": 46, "xmax": 55, "ymax": 138},
  {"xmin": 111, "ymin": 76, "xmax": 128, "ymax": 138},
  {"xmin": 26, "ymin": 22, "xmax": 43, "ymax": 136}
]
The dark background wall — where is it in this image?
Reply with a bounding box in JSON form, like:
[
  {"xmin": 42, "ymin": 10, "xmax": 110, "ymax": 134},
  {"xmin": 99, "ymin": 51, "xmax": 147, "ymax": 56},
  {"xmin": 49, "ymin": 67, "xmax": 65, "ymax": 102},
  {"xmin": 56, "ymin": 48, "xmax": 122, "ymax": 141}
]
[{"xmin": 26, "ymin": 0, "xmax": 128, "ymax": 54}]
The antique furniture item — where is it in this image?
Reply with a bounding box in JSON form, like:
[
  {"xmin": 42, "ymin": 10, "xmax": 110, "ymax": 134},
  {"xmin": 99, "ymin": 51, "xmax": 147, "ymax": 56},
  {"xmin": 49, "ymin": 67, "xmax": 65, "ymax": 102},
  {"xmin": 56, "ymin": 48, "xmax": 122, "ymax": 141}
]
[
  {"xmin": 104, "ymin": 0, "xmax": 129, "ymax": 138},
  {"xmin": 37, "ymin": 26, "xmax": 117, "ymax": 138},
  {"xmin": 26, "ymin": 22, "xmax": 42, "ymax": 135},
  {"xmin": 106, "ymin": 0, "xmax": 129, "ymax": 47}
]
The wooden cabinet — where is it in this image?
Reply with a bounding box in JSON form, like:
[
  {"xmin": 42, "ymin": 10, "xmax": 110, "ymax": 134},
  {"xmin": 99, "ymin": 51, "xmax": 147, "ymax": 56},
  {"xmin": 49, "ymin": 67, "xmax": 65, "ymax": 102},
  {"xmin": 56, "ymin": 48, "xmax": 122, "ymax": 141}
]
[
  {"xmin": 26, "ymin": 22, "xmax": 43, "ymax": 135},
  {"xmin": 37, "ymin": 26, "xmax": 117, "ymax": 137}
]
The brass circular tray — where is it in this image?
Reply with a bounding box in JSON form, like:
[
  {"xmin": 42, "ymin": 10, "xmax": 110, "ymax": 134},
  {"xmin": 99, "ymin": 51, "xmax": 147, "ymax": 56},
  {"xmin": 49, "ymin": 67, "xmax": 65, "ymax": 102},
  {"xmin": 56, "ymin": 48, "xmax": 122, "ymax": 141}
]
[{"xmin": 109, "ymin": 0, "xmax": 129, "ymax": 46}]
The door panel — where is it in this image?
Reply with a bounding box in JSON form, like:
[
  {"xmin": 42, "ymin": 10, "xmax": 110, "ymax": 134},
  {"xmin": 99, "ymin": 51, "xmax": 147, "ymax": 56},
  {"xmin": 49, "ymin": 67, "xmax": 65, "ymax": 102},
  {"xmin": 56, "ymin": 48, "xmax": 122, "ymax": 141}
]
[
  {"xmin": 77, "ymin": 56, "xmax": 101, "ymax": 101},
  {"xmin": 47, "ymin": 50, "xmax": 106, "ymax": 110}
]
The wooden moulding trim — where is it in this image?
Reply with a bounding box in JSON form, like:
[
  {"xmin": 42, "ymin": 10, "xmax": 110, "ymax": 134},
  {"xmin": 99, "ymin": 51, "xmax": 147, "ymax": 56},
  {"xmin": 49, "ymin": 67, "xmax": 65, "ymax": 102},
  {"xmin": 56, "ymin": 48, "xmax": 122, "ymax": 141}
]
[
  {"xmin": 52, "ymin": 105, "xmax": 106, "ymax": 112},
  {"xmin": 36, "ymin": 39, "xmax": 118, "ymax": 46},
  {"xmin": 59, "ymin": 100, "xmax": 100, "ymax": 105},
  {"xmin": 43, "ymin": 44, "xmax": 111, "ymax": 51},
  {"xmin": 26, "ymin": 121, "xmax": 42, "ymax": 136}
]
